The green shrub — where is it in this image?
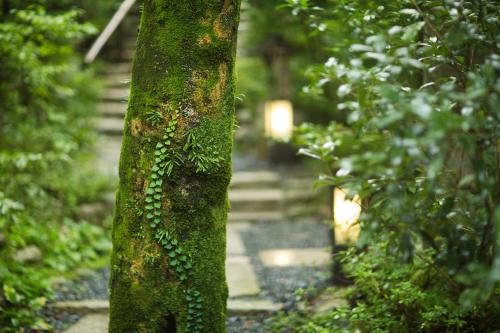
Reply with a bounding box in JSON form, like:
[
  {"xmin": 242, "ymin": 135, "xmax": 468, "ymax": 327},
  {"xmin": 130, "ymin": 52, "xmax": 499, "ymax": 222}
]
[
  {"xmin": 272, "ymin": 0, "xmax": 500, "ymax": 332},
  {"xmin": 0, "ymin": 6, "xmax": 111, "ymax": 331}
]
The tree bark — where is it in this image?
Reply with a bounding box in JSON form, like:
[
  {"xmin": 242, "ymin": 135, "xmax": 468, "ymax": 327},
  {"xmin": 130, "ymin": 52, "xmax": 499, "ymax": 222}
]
[{"xmin": 109, "ymin": 1, "xmax": 240, "ymax": 332}]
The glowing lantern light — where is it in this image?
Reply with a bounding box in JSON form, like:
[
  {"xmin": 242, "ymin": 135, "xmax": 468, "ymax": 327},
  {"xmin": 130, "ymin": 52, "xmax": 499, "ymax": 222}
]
[
  {"xmin": 264, "ymin": 100, "xmax": 294, "ymax": 140},
  {"xmin": 333, "ymin": 188, "xmax": 361, "ymax": 244}
]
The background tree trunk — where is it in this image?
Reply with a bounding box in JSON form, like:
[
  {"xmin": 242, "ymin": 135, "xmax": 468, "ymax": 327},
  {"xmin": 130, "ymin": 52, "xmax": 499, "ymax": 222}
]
[{"xmin": 109, "ymin": 1, "xmax": 240, "ymax": 332}]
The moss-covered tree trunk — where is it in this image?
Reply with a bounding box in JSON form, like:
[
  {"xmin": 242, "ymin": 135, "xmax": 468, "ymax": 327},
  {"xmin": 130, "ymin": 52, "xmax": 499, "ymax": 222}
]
[{"xmin": 109, "ymin": 1, "xmax": 240, "ymax": 332}]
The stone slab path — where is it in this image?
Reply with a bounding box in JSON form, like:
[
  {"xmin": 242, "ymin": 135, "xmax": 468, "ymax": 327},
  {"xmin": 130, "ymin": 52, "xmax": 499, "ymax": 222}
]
[
  {"xmin": 259, "ymin": 248, "xmax": 331, "ymax": 267},
  {"xmin": 226, "ymin": 256, "xmax": 261, "ymax": 297},
  {"xmin": 60, "ymin": 223, "xmax": 285, "ymax": 332},
  {"xmin": 64, "ymin": 314, "xmax": 108, "ymax": 333}
]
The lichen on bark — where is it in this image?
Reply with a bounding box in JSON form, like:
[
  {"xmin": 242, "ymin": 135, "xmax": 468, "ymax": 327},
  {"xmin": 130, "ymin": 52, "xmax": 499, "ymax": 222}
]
[{"xmin": 108, "ymin": 1, "xmax": 241, "ymax": 332}]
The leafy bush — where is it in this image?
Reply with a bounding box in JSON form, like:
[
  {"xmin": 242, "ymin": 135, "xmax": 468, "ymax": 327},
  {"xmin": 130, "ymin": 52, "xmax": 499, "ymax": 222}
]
[
  {"xmin": 0, "ymin": 6, "xmax": 111, "ymax": 331},
  {"xmin": 272, "ymin": 0, "xmax": 500, "ymax": 332}
]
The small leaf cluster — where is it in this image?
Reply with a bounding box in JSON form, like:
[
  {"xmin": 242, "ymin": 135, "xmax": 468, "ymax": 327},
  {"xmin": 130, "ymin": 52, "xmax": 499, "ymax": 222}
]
[
  {"xmin": 154, "ymin": 230, "xmax": 194, "ymax": 282},
  {"xmin": 145, "ymin": 110, "xmax": 179, "ymax": 228},
  {"xmin": 183, "ymin": 131, "xmax": 224, "ymax": 173},
  {"xmin": 185, "ymin": 288, "xmax": 204, "ymax": 333}
]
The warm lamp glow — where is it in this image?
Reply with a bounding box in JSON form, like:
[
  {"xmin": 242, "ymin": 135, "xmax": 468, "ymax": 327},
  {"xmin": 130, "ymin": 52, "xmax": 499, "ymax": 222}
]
[
  {"xmin": 264, "ymin": 100, "xmax": 294, "ymax": 140},
  {"xmin": 333, "ymin": 188, "xmax": 361, "ymax": 244}
]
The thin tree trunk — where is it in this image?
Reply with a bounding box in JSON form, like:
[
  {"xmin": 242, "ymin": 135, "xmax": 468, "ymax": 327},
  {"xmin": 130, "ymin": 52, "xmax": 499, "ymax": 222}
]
[{"xmin": 109, "ymin": 1, "xmax": 240, "ymax": 332}]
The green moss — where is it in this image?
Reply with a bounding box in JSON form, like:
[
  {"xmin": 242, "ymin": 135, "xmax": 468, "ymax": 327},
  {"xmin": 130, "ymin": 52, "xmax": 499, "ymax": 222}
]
[{"xmin": 109, "ymin": 1, "xmax": 240, "ymax": 332}]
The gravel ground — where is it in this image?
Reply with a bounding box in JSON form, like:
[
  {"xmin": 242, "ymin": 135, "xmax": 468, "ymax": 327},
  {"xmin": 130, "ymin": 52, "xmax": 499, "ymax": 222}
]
[
  {"xmin": 240, "ymin": 218, "xmax": 332, "ymax": 309},
  {"xmin": 47, "ymin": 218, "xmax": 331, "ymax": 332},
  {"xmin": 53, "ymin": 268, "xmax": 109, "ymax": 301}
]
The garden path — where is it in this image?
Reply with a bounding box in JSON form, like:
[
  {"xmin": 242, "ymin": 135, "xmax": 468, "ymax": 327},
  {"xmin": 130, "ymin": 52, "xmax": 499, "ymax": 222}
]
[{"xmin": 55, "ymin": 44, "xmax": 332, "ymax": 333}]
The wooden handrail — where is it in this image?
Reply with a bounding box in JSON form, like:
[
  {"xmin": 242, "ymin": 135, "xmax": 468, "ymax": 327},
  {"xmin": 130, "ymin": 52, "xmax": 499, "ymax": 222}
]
[{"xmin": 84, "ymin": 0, "xmax": 136, "ymax": 64}]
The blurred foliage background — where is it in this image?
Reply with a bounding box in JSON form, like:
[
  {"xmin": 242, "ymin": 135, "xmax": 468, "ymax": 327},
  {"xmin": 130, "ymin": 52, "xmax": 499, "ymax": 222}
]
[{"xmin": 0, "ymin": 1, "xmax": 119, "ymax": 330}]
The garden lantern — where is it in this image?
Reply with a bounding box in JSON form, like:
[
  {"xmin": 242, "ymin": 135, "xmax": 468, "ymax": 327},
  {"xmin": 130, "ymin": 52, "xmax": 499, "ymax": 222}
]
[
  {"xmin": 264, "ymin": 99, "xmax": 294, "ymax": 140},
  {"xmin": 330, "ymin": 187, "xmax": 361, "ymax": 285},
  {"xmin": 333, "ymin": 187, "xmax": 361, "ymax": 244}
]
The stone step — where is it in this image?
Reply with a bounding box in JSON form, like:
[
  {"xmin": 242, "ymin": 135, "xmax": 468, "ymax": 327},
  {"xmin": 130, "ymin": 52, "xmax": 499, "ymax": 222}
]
[
  {"xmin": 226, "ymin": 256, "xmax": 260, "ymax": 298},
  {"xmin": 96, "ymin": 138, "xmax": 122, "ymax": 177},
  {"xmin": 227, "ymin": 223, "xmax": 249, "ymax": 256},
  {"xmin": 62, "ymin": 300, "xmax": 282, "ymax": 332},
  {"xmin": 51, "ymin": 300, "xmax": 108, "ymax": 315},
  {"xmin": 227, "ymin": 299, "xmax": 283, "ymax": 315},
  {"xmin": 65, "ymin": 314, "xmax": 108, "ymax": 333},
  {"xmin": 98, "ymin": 102, "xmax": 127, "ymax": 117},
  {"xmin": 100, "ymin": 62, "xmax": 132, "ymax": 76},
  {"xmin": 101, "ymin": 88, "xmax": 130, "ymax": 102},
  {"xmin": 229, "ymin": 188, "xmax": 283, "ymax": 211},
  {"xmin": 108, "ymin": 48, "xmax": 135, "ymax": 62},
  {"xmin": 259, "ymin": 247, "xmax": 331, "ymax": 267},
  {"xmin": 230, "ymin": 171, "xmax": 281, "ymax": 189},
  {"xmin": 94, "ymin": 118, "xmax": 124, "ymax": 136},
  {"xmin": 78, "ymin": 202, "xmax": 112, "ymax": 224},
  {"xmin": 228, "ymin": 211, "xmax": 284, "ymax": 222},
  {"xmin": 103, "ymin": 73, "xmax": 131, "ymax": 88}
]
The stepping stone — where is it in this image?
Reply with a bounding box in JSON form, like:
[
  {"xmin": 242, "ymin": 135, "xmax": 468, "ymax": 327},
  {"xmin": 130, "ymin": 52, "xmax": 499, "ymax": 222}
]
[
  {"xmin": 12, "ymin": 245, "xmax": 42, "ymax": 263},
  {"xmin": 227, "ymin": 225, "xmax": 246, "ymax": 255},
  {"xmin": 226, "ymin": 256, "xmax": 260, "ymax": 297},
  {"xmin": 65, "ymin": 314, "xmax": 108, "ymax": 333},
  {"xmin": 51, "ymin": 300, "xmax": 109, "ymax": 314},
  {"xmin": 227, "ymin": 299, "xmax": 283, "ymax": 315},
  {"xmin": 228, "ymin": 211, "xmax": 284, "ymax": 223},
  {"xmin": 259, "ymin": 248, "xmax": 330, "ymax": 267}
]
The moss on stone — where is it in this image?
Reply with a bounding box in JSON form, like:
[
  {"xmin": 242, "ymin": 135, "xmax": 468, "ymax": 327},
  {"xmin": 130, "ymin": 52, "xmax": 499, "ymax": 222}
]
[{"xmin": 109, "ymin": 1, "xmax": 240, "ymax": 332}]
